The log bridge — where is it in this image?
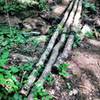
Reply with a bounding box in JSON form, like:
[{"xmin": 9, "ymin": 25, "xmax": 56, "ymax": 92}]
[{"xmin": 20, "ymin": 0, "xmax": 83, "ymax": 97}]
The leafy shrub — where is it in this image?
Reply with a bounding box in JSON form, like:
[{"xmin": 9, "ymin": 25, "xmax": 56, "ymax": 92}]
[
  {"xmin": 0, "ymin": 0, "xmax": 49, "ymax": 14},
  {"xmin": 0, "ymin": 50, "xmax": 19, "ymax": 94},
  {"xmin": 0, "ymin": 48, "xmax": 33, "ymax": 99},
  {"xmin": 83, "ymin": 0, "xmax": 96, "ymax": 12},
  {"xmin": 38, "ymin": 0, "xmax": 49, "ymax": 11},
  {"xmin": 85, "ymin": 31, "xmax": 94, "ymax": 38},
  {"xmin": 32, "ymin": 82, "xmax": 53, "ymax": 100},
  {"xmin": 57, "ymin": 63, "xmax": 70, "ymax": 78},
  {"xmin": 45, "ymin": 73, "xmax": 54, "ymax": 85},
  {"xmin": 0, "ymin": 0, "xmax": 27, "ymax": 14},
  {"xmin": 0, "ymin": 25, "xmax": 25, "ymax": 49},
  {"xmin": 73, "ymin": 34, "xmax": 81, "ymax": 48}
]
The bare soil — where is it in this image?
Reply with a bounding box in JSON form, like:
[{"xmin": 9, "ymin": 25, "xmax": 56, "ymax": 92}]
[
  {"xmin": 68, "ymin": 39, "xmax": 100, "ymax": 100},
  {"xmin": 46, "ymin": 38, "xmax": 100, "ymax": 100}
]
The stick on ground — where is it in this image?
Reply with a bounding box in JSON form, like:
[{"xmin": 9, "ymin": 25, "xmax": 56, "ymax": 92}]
[
  {"xmin": 20, "ymin": 0, "xmax": 75, "ymax": 96},
  {"xmin": 54, "ymin": 0, "xmax": 83, "ymax": 67},
  {"xmin": 36, "ymin": 0, "xmax": 75, "ymax": 67},
  {"xmin": 37, "ymin": 34, "xmax": 66, "ymax": 83}
]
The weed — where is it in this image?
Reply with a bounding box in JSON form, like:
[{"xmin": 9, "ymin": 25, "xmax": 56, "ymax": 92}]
[
  {"xmin": 73, "ymin": 34, "xmax": 81, "ymax": 48},
  {"xmin": 85, "ymin": 31, "xmax": 94, "ymax": 38},
  {"xmin": 83, "ymin": 0, "xmax": 96, "ymax": 12},
  {"xmin": 38, "ymin": 0, "xmax": 49, "ymax": 11},
  {"xmin": 0, "ymin": 49, "xmax": 9, "ymax": 66},
  {"xmin": 0, "ymin": 49, "xmax": 33, "ymax": 99},
  {"xmin": 45, "ymin": 73, "xmax": 54, "ymax": 85},
  {"xmin": 57, "ymin": 63, "xmax": 70, "ymax": 78},
  {"xmin": 32, "ymin": 82, "xmax": 53, "ymax": 100},
  {"xmin": 0, "ymin": 0, "xmax": 27, "ymax": 14},
  {"xmin": 0, "ymin": 0, "xmax": 48, "ymax": 14},
  {"xmin": 0, "ymin": 50, "xmax": 20, "ymax": 93},
  {"xmin": 0, "ymin": 25, "xmax": 25, "ymax": 50}
]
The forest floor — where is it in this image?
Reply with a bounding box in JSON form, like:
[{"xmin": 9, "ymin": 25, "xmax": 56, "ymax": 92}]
[{"xmin": 0, "ymin": 0, "xmax": 100, "ymax": 100}]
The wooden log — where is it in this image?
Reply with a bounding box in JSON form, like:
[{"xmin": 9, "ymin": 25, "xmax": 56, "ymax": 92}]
[
  {"xmin": 64, "ymin": 0, "xmax": 80, "ymax": 32},
  {"xmin": 36, "ymin": 0, "xmax": 75, "ymax": 67},
  {"xmin": 54, "ymin": 0, "xmax": 83, "ymax": 67},
  {"xmin": 71, "ymin": 0, "xmax": 83, "ymax": 32},
  {"xmin": 20, "ymin": 0, "xmax": 75, "ymax": 95},
  {"xmin": 37, "ymin": 34, "xmax": 66, "ymax": 83},
  {"xmin": 54, "ymin": 32, "xmax": 75, "ymax": 67},
  {"xmin": 26, "ymin": 0, "xmax": 83, "ymax": 98},
  {"xmin": 28, "ymin": 33, "xmax": 66, "ymax": 100}
]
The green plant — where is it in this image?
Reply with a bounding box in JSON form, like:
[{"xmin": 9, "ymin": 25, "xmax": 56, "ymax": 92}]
[
  {"xmin": 0, "ymin": 25, "xmax": 25, "ymax": 49},
  {"xmin": 57, "ymin": 63, "xmax": 70, "ymax": 78},
  {"xmin": 0, "ymin": 50, "xmax": 19, "ymax": 93},
  {"xmin": 0, "ymin": 49, "xmax": 9, "ymax": 66},
  {"xmin": 0, "ymin": 49, "xmax": 34, "ymax": 99},
  {"xmin": 32, "ymin": 82, "xmax": 53, "ymax": 100},
  {"xmin": 0, "ymin": 0, "xmax": 27, "ymax": 14},
  {"xmin": 0, "ymin": 0, "xmax": 50, "ymax": 14},
  {"xmin": 85, "ymin": 31, "xmax": 94, "ymax": 38},
  {"xmin": 83, "ymin": 0, "xmax": 96, "ymax": 12},
  {"xmin": 73, "ymin": 34, "xmax": 81, "ymax": 48},
  {"xmin": 38, "ymin": 0, "xmax": 49, "ymax": 11},
  {"xmin": 45, "ymin": 73, "xmax": 54, "ymax": 85}
]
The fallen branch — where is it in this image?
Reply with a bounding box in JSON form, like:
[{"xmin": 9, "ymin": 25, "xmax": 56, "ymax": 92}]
[
  {"xmin": 36, "ymin": 0, "xmax": 74, "ymax": 67},
  {"xmin": 54, "ymin": 0, "xmax": 83, "ymax": 67},
  {"xmin": 20, "ymin": 65, "xmax": 41, "ymax": 95},
  {"xmin": 67, "ymin": 0, "xmax": 79, "ymax": 27},
  {"xmin": 28, "ymin": 34, "xmax": 66, "ymax": 100},
  {"xmin": 63, "ymin": 0, "xmax": 80, "ymax": 32},
  {"xmin": 54, "ymin": 32, "xmax": 75, "ymax": 67},
  {"xmin": 11, "ymin": 53, "xmax": 38, "ymax": 63},
  {"xmin": 37, "ymin": 34, "xmax": 66, "ymax": 83},
  {"xmin": 20, "ymin": 0, "xmax": 82, "ymax": 96},
  {"xmin": 20, "ymin": 34, "xmax": 66, "ymax": 96},
  {"xmin": 20, "ymin": 0, "xmax": 75, "ymax": 95},
  {"xmin": 27, "ymin": 35, "xmax": 47, "ymax": 42}
]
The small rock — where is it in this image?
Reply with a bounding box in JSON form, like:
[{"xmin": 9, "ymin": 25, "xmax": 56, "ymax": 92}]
[
  {"xmin": 81, "ymin": 24, "xmax": 92, "ymax": 34},
  {"xmin": 40, "ymin": 25, "xmax": 50, "ymax": 34},
  {"xmin": 50, "ymin": 89, "xmax": 55, "ymax": 95},
  {"xmin": 23, "ymin": 23, "xmax": 33, "ymax": 30},
  {"xmin": 95, "ymin": 17, "xmax": 100, "ymax": 26},
  {"xmin": 52, "ymin": 5, "xmax": 66, "ymax": 16},
  {"xmin": 69, "ymin": 89, "xmax": 78, "ymax": 96}
]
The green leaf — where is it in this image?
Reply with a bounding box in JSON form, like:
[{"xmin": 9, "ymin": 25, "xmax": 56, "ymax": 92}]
[{"xmin": 10, "ymin": 66, "xmax": 19, "ymax": 74}]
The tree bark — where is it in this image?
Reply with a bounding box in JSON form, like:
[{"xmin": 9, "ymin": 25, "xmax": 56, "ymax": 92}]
[
  {"xmin": 37, "ymin": 34, "xmax": 66, "ymax": 83},
  {"xmin": 54, "ymin": 0, "xmax": 83, "ymax": 67},
  {"xmin": 36, "ymin": 0, "xmax": 75, "ymax": 67},
  {"xmin": 20, "ymin": 0, "xmax": 75, "ymax": 96},
  {"xmin": 20, "ymin": 0, "xmax": 83, "ymax": 96}
]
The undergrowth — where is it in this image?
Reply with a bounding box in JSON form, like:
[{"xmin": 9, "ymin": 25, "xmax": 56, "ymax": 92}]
[
  {"xmin": 0, "ymin": 25, "xmax": 25, "ymax": 50},
  {"xmin": 83, "ymin": 0, "xmax": 96, "ymax": 12},
  {"xmin": 0, "ymin": 0, "xmax": 49, "ymax": 14}
]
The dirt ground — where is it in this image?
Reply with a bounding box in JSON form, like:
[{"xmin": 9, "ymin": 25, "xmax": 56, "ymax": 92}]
[
  {"xmin": 68, "ymin": 39, "xmax": 100, "ymax": 100},
  {"xmin": 46, "ymin": 38, "xmax": 100, "ymax": 100}
]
